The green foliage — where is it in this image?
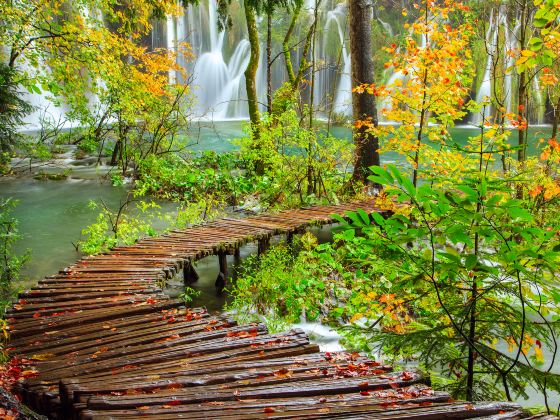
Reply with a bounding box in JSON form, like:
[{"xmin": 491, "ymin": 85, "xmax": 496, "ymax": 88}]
[
  {"xmin": 78, "ymin": 194, "xmax": 225, "ymax": 256},
  {"xmin": 173, "ymin": 198, "xmax": 224, "ymax": 228},
  {"xmin": 78, "ymin": 199, "xmax": 159, "ymax": 255},
  {"xmin": 348, "ymin": 162, "xmax": 560, "ymax": 403},
  {"xmin": 77, "ymin": 133, "xmax": 100, "ymax": 155},
  {"xmin": 236, "ymin": 104, "xmax": 355, "ymax": 208},
  {"xmin": 135, "ymin": 152, "xmax": 249, "ymax": 204},
  {"xmin": 228, "ymin": 238, "xmax": 326, "ymax": 326},
  {"xmin": 19, "ymin": 139, "xmax": 52, "ymax": 162},
  {"xmin": 0, "ymin": 199, "xmax": 29, "ymax": 314},
  {"xmin": 32, "ymin": 169, "xmax": 72, "ymax": 181},
  {"xmin": 228, "ymin": 228, "xmax": 404, "ymax": 334},
  {"xmin": 178, "ymin": 286, "xmax": 201, "ymax": 304},
  {"xmin": 0, "ymin": 63, "xmax": 33, "ymax": 159}
]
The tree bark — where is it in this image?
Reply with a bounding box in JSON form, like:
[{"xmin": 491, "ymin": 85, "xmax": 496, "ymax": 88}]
[
  {"xmin": 349, "ymin": 0, "xmax": 380, "ymax": 184},
  {"xmin": 517, "ymin": 0, "xmax": 529, "ymax": 164},
  {"xmin": 552, "ymin": 96, "xmax": 560, "ymax": 140},
  {"xmin": 283, "ymin": 2, "xmax": 302, "ymax": 86},
  {"xmin": 244, "ymin": 0, "xmax": 261, "ymax": 133},
  {"xmin": 244, "ymin": 0, "xmax": 264, "ymax": 174},
  {"xmin": 267, "ymin": 8, "xmax": 273, "ymax": 113}
]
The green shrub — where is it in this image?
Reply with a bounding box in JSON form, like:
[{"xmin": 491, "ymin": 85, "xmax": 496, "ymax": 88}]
[
  {"xmin": 0, "ymin": 199, "xmax": 29, "ymax": 314},
  {"xmin": 0, "ymin": 63, "xmax": 33, "ymax": 153},
  {"xmin": 78, "ymin": 200, "xmax": 159, "ymax": 255}
]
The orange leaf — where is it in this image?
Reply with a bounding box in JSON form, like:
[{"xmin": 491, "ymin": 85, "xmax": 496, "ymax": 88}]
[
  {"xmin": 22, "ymin": 370, "xmax": 38, "ymax": 378},
  {"xmin": 273, "ymin": 368, "xmax": 292, "ymax": 379}
]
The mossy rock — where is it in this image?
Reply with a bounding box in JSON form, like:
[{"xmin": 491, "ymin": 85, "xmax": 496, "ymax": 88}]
[
  {"xmin": 33, "ymin": 171, "xmax": 71, "ymax": 181},
  {"xmin": 50, "ymin": 146, "xmax": 66, "ymax": 155}
]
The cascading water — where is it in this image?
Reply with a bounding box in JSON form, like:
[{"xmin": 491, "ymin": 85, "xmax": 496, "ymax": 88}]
[
  {"xmin": 174, "ymin": 0, "xmax": 358, "ymax": 119},
  {"xmin": 216, "ymin": 40, "xmax": 251, "ymax": 118},
  {"xmin": 470, "ymin": 6, "xmax": 546, "ymax": 126},
  {"xmin": 324, "ymin": 3, "xmax": 352, "ymax": 116},
  {"xmin": 185, "ymin": 0, "xmax": 232, "ymax": 117},
  {"xmin": 472, "ymin": 11, "xmax": 497, "ymax": 126}
]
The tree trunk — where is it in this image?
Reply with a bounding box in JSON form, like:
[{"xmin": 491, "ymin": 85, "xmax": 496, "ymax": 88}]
[
  {"xmin": 349, "ymin": 0, "xmax": 380, "ymax": 184},
  {"xmin": 110, "ymin": 140, "xmax": 121, "ymax": 166},
  {"xmin": 517, "ymin": 0, "xmax": 528, "ymax": 164},
  {"xmin": 244, "ymin": 0, "xmax": 263, "ymax": 174},
  {"xmin": 552, "ymin": 96, "xmax": 560, "ymax": 140},
  {"xmin": 307, "ymin": 0, "xmax": 320, "ymax": 195},
  {"xmin": 283, "ymin": 2, "xmax": 302, "ymax": 86},
  {"xmin": 244, "ymin": 0, "xmax": 260, "ymax": 134},
  {"xmin": 267, "ymin": 8, "xmax": 273, "ymax": 113}
]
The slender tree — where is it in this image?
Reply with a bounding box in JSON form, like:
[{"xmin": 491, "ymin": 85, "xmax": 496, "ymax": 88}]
[
  {"xmin": 349, "ymin": 0, "xmax": 380, "ymax": 184},
  {"xmin": 244, "ymin": 0, "xmax": 261, "ymax": 137}
]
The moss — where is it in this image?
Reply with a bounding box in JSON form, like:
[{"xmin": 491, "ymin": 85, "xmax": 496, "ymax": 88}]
[{"xmin": 33, "ymin": 170, "xmax": 71, "ymax": 181}]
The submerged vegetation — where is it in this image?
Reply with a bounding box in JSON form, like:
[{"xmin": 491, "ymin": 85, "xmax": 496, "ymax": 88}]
[{"xmin": 1, "ymin": 0, "xmax": 560, "ymax": 414}]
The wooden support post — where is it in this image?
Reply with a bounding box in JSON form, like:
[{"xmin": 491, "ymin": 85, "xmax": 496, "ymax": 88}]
[
  {"xmin": 286, "ymin": 231, "xmax": 294, "ymax": 246},
  {"xmin": 215, "ymin": 252, "xmax": 228, "ymax": 292},
  {"xmin": 183, "ymin": 260, "xmax": 199, "ymax": 285},
  {"xmin": 234, "ymin": 247, "xmax": 241, "ymax": 266},
  {"xmin": 258, "ymin": 237, "xmax": 270, "ymax": 256}
]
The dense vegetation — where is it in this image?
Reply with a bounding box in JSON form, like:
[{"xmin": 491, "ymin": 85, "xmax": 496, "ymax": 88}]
[{"xmin": 1, "ymin": 0, "xmax": 560, "ymax": 414}]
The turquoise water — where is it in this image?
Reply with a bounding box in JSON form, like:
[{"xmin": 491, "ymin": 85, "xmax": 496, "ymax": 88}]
[{"xmin": 0, "ymin": 179, "xmax": 128, "ymax": 288}]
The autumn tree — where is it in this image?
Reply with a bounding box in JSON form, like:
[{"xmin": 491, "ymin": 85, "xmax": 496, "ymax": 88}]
[
  {"xmin": 355, "ymin": 0, "xmax": 474, "ymax": 186},
  {"xmin": 1, "ymin": 0, "xmax": 192, "ymax": 172}
]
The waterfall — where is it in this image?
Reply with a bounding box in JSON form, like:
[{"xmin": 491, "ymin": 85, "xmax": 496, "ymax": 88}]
[
  {"xmin": 472, "ymin": 11, "xmax": 497, "ymax": 126},
  {"xmin": 532, "ymin": 76, "xmax": 546, "ymax": 124},
  {"xmin": 185, "ymin": 0, "xmax": 230, "ymax": 117},
  {"xmin": 215, "ymin": 40, "xmax": 251, "ymax": 118},
  {"xmin": 503, "ymin": 14, "xmax": 520, "ymax": 117},
  {"xmin": 325, "ymin": 4, "xmax": 352, "ymax": 116},
  {"xmin": 470, "ymin": 6, "xmax": 545, "ymax": 127},
  {"xmin": 167, "ymin": 15, "xmax": 177, "ymax": 84}
]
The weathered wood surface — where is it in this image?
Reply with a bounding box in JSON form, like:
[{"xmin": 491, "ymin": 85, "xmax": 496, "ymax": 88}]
[{"xmin": 6, "ymin": 200, "xmax": 530, "ymax": 418}]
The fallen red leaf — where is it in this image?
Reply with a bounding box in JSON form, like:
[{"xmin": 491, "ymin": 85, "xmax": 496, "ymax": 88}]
[
  {"xmin": 166, "ymin": 400, "xmax": 181, "ymax": 406},
  {"xmin": 401, "ymin": 371, "xmax": 414, "ymax": 381}
]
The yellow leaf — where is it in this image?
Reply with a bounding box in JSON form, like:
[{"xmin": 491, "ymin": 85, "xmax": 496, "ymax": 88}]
[
  {"xmin": 30, "ymin": 353, "xmax": 55, "ymax": 361},
  {"xmin": 350, "ymin": 313, "xmax": 364, "ymax": 322},
  {"xmin": 535, "ymin": 346, "xmax": 544, "ymax": 363}
]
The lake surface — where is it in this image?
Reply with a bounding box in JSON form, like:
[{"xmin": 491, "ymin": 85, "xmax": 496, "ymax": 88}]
[{"xmin": 1, "ymin": 121, "xmax": 556, "ymax": 408}]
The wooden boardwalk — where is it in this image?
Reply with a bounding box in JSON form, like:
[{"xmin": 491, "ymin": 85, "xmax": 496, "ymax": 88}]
[{"xmin": 6, "ymin": 200, "xmax": 529, "ymax": 419}]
